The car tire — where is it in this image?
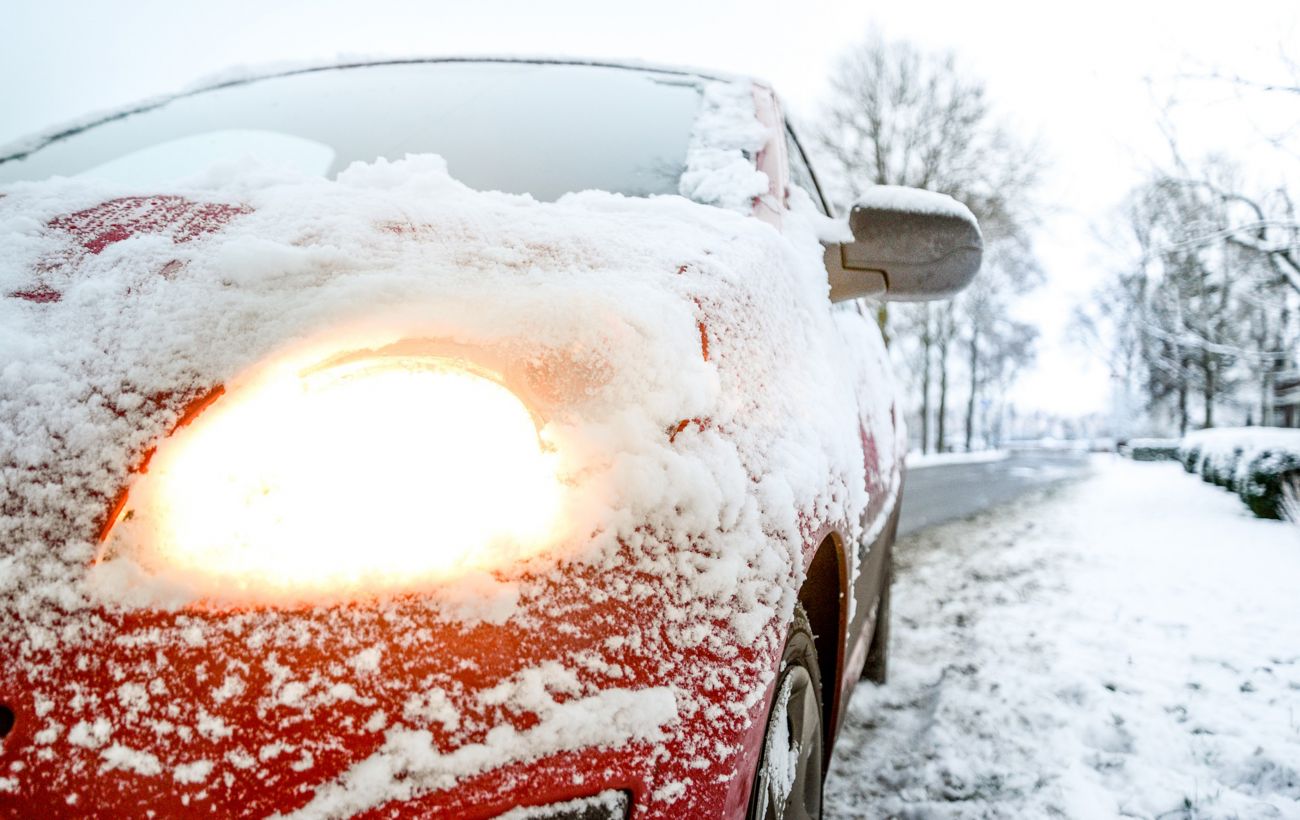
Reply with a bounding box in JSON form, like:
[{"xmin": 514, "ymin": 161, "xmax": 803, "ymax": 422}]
[
  {"xmin": 861, "ymin": 552, "xmax": 892, "ymax": 684},
  {"xmin": 747, "ymin": 604, "xmax": 824, "ymax": 820}
]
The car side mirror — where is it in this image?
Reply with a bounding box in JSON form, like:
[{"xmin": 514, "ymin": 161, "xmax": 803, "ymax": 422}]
[{"xmin": 823, "ymin": 186, "xmax": 983, "ymax": 302}]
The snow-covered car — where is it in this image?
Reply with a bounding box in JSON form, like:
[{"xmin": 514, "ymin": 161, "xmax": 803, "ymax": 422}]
[{"xmin": 0, "ymin": 59, "xmax": 981, "ymax": 819}]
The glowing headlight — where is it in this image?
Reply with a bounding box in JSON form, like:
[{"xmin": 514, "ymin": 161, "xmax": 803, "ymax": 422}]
[{"xmin": 104, "ymin": 356, "xmax": 560, "ymax": 600}]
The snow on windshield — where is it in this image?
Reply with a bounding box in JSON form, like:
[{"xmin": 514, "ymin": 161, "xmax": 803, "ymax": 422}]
[{"xmin": 0, "ymin": 61, "xmax": 703, "ymax": 202}]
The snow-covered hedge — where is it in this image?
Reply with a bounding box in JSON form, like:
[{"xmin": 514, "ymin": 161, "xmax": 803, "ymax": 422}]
[
  {"xmin": 1120, "ymin": 438, "xmax": 1179, "ymax": 462},
  {"xmin": 1178, "ymin": 428, "xmax": 1300, "ymax": 519}
]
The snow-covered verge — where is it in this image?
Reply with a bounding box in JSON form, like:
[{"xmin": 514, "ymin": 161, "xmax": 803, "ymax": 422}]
[
  {"xmin": 1179, "ymin": 427, "xmax": 1300, "ymax": 519},
  {"xmin": 905, "ymin": 449, "xmax": 1007, "ymax": 470},
  {"xmin": 825, "ymin": 456, "xmax": 1300, "ymax": 819},
  {"xmin": 0, "ymin": 78, "xmax": 901, "ymax": 813}
]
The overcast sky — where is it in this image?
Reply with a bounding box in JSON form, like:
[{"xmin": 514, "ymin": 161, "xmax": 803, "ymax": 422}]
[{"xmin": 4, "ymin": 0, "xmax": 1298, "ymax": 417}]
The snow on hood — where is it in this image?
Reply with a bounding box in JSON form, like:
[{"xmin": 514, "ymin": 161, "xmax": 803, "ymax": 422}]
[
  {"xmin": 0, "ymin": 142, "xmax": 887, "ymax": 807},
  {"xmin": 0, "ymin": 150, "xmax": 871, "ymax": 618}
]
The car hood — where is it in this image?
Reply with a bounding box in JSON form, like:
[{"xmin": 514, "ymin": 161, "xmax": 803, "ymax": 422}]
[{"xmin": 0, "ymin": 157, "xmax": 881, "ymax": 815}]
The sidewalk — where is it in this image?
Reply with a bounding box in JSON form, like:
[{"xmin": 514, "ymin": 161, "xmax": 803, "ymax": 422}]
[{"xmin": 825, "ymin": 455, "xmax": 1300, "ymax": 819}]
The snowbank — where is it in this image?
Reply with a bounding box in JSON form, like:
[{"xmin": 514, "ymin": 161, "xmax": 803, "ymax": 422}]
[
  {"xmin": 905, "ymin": 449, "xmax": 1008, "ymax": 469},
  {"xmin": 827, "ymin": 456, "xmax": 1300, "ymax": 817},
  {"xmin": 1179, "ymin": 427, "xmax": 1300, "ymax": 519},
  {"xmin": 904, "ymin": 449, "xmax": 1003, "ymax": 467}
]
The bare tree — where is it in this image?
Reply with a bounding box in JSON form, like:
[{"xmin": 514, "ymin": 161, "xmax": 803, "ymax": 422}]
[
  {"xmin": 1081, "ymin": 159, "xmax": 1298, "ymax": 433},
  {"xmin": 895, "ymin": 303, "xmax": 937, "ymax": 453},
  {"xmin": 956, "ymin": 275, "xmax": 1038, "ymax": 450},
  {"xmin": 815, "ymin": 32, "xmax": 1038, "ymax": 220},
  {"xmin": 1161, "ymin": 52, "xmax": 1300, "ymax": 294},
  {"xmin": 815, "ymin": 31, "xmax": 1043, "ymax": 450},
  {"xmin": 934, "ymin": 307, "xmax": 957, "ymax": 451},
  {"xmin": 1073, "ymin": 43, "xmax": 1300, "ymax": 435}
]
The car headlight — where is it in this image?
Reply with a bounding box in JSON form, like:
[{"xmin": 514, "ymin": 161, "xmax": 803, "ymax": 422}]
[{"xmin": 101, "ymin": 354, "xmax": 561, "ymax": 601}]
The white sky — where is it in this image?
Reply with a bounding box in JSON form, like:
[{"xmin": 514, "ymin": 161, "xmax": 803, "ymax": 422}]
[{"xmin": 3, "ymin": 0, "xmax": 1298, "ymax": 416}]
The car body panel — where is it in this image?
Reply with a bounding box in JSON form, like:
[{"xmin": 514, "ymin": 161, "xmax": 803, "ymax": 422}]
[{"xmin": 0, "ymin": 60, "xmax": 904, "ymax": 819}]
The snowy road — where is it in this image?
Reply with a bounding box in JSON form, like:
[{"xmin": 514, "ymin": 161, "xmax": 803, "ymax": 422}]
[
  {"xmin": 899, "ymin": 449, "xmax": 1093, "ymax": 536},
  {"xmin": 825, "ymin": 456, "xmax": 1300, "ymax": 818}
]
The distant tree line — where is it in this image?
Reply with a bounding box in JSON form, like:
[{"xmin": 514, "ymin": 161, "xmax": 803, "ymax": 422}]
[{"xmin": 1073, "ymin": 61, "xmax": 1300, "ymax": 434}]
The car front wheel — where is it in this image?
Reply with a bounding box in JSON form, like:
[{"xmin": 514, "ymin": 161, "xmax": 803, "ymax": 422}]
[{"xmin": 747, "ymin": 605, "xmax": 823, "ymax": 820}]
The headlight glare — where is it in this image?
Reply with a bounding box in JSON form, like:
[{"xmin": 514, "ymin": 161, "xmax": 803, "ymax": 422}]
[{"xmin": 103, "ymin": 355, "xmax": 561, "ymax": 601}]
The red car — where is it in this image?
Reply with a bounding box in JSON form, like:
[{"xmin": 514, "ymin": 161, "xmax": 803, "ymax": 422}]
[{"xmin": 0, "ymin": 59, "xmax": 980, "ymax": 819}]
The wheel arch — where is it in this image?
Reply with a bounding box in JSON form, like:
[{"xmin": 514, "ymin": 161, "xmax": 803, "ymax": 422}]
[{"xmin": 796, "ymin": 531, "xmax": 848, "ymax": 758}]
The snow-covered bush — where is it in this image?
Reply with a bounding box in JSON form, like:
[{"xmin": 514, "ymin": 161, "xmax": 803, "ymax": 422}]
[
  {"xmin": 1239, "ymin": 448, "xmax": 1300, "ymax": 520},
  {"xmin": 1122, "ymin": 438, "xmax": 1179, "ymax": 461},
  {"xmin": 1283, "ymin": 476, "xmax": 1300, "ymax": 523},
  {"xmin": 1203, "ymin": 444, "xmax": 1245, "ymax": 488},
  {"xmin": 1177, "ymin": 441, "xmax": 1202, "ymax": 474},
  {"xmin": 1180, "ymin": 428, "xmax": 1300, "ymax": 520}
]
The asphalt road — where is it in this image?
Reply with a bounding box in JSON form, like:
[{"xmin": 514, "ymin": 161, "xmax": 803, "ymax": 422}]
[{"xmin": 897, "ymin": 449, "xmax": 1094, "ymax": 536}]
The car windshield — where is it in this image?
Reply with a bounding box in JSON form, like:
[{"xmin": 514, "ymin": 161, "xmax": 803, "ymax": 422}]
[{"xmin": 0, "ymin": 61, "xmax": 705, "ymax": 200}]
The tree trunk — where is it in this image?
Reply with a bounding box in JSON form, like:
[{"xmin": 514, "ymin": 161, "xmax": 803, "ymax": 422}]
[
  {"xmin": 1177, "ymin": 355, "xmax": 1190, "ymax": 435},
  {"xmin": 920, "ymin": 311, "xmax": 933, "ymax": 454},
  {"xmin": 937, "ymin": 338, "xmax": 949, "ymax": 452},
  {"xmin": 964, "ymin": 328, "xmax": 979, "ymax": 451},
  {"xmin": 1202, "ymin": 354, "xmax": 1215, "ymax": 429},
  {"xmin": 1263, "ymin": 352, "xmax": 1284, "ymax": 427},
  {"xmin": 1261, "ymin": 370, "xmax": 1272, "ymax": 427}
]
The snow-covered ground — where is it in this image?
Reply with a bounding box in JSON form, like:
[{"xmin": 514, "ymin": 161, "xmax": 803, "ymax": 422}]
[
  {"xmin": 905, "ymin": 450, "xmax": 1008, "ymax": 470},
  {"xmin": 826, "ymin": 455, "xmax": 1300, "ymax": 819}
]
